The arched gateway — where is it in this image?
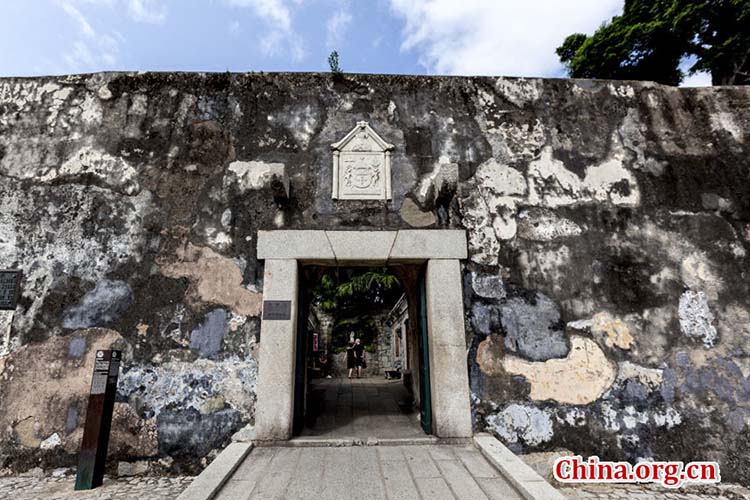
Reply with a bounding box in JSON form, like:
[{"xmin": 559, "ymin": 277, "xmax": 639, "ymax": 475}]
[{"xmin": 254, "ymin": 229, "xmax": 473, "ymax": 441}]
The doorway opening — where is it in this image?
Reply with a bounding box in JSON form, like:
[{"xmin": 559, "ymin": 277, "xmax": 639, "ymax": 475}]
[
  {"xmin": 255, "ymin": 230, "xmax": 472, "ymax": 442},
  {"xmin": 292, "ymin": 264, "xmax": 432, "ymax": 439}
]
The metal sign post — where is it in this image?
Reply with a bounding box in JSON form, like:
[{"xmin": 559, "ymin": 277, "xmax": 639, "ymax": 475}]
[{"xmin": 75, "ymin": 350, "xmax": 121, "ymax": 490}]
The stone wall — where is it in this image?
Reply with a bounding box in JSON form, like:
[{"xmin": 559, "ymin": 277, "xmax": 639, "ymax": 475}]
[
  {"xmin": 365, "ymin": 312, "xmax": 393, "ymax": 376},
  {"xmin": 0, "ymin": 72, "xmax": 748, "ymax": 481},
  {"xmin": 373, "ymin": 319, "xmax": 394, "ymax": 375}
]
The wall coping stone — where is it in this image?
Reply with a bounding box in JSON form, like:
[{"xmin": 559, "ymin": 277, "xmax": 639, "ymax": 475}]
[
  {"xmin": 474, "ymin": 433, "xmax": 566, "ymax": 500},
  {"xmin": 175, "ymin": 442, "xmax": 253, "ymax": 500}
]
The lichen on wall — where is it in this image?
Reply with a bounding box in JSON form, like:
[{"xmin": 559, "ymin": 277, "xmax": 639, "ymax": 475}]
[{"xmin": 678, "ymin": 289, "xmax": 718, "ymax": 348}]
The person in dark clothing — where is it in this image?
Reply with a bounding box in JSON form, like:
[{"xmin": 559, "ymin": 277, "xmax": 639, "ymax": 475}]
[
  {"xmin": 346, "ymin": 340, "xmax": 356, "ymax": 379},
  {"xmin": 319, "ymin": 352, "xmax": 331, "ymax": 378},
  {"xmin": 353, "ymin": 338, "xmax": 366, "ymax": 378}
]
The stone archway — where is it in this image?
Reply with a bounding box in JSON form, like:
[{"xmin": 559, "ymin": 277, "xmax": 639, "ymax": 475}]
[{"xmin": 253, "ymin": 230, "xmax": 472, "ymax": 441}]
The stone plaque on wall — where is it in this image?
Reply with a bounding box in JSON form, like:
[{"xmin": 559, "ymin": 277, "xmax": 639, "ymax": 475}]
[{"xmin": 331, "ymin": 121, "xmax": 394, "ymax": 200}]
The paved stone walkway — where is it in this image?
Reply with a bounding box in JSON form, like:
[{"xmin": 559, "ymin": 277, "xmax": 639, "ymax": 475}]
[
  {"xmin": 216, "ymin": 444, "xmax": 524, "ymax": 500},
  {"xmin": 0, "ymin": 473, "xmax": 192, "ymax": 500},
  {"xmin": 301, "ymin": 377, "xmax": 426, "ymax": 439}
]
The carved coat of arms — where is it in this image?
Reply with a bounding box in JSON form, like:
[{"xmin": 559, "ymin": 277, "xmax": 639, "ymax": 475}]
[{"xmin": 331, "ymin": 121, "xmax": 394, "ymax": 200}]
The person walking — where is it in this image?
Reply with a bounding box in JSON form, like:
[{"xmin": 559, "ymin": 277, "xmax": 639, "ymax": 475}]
[
  {"xmin": 353, "ymin": 338, "xmax": 366, "ymax": 378},
  {"xmin": 346, "ymin": 340, "xmax": 356, "ymax": 379}
]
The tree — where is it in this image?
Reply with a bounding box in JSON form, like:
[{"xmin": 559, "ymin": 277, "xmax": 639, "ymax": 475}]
[
  {"xmin": 681, "ymin": 0, "xmax": 750, "ymax": 85},
  {"xmin": 328, "ymin": 51, "xmax": 343, "ymax": 78},
  {"xmin": 557, "ymin": 0, "xmax": 750, "ymax": 86},
  {"xmin": 310, "ymin": 268, "xmax": 401, "ymax": 348}
]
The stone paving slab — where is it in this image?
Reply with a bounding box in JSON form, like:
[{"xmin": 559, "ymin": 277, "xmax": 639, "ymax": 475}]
[
  {"xmin": 351, "ymin": 447, "xmax": 386, "ymax": 500},
  {"xmin": 217, "ymin": 444, "xmax": 525, "ymax": 500}
]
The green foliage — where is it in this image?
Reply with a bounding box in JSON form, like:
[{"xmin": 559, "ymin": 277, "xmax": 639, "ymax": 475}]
[
  {"xmin": 557, "ymin": 0, "xmax": 750, "ymax": 85},
  {"xmin": 316, "ymin": 274, "xmax": 339, "ymax": 310},
  {"xmin": 679, "ymin": 0, "xmax": 750, "ymax": 85},
  {"xmin": 328, "ymin": 51, "xmax": 343, "ymax": 77},
  {"xmin": 332, "ymin": 315, "xmax": 376, "ymax": 347},
  {"xmin": 335, "ymin": 271, "xmax": 400, "ymax": 298},
  {"xmin": 555, "ymin": 34, "xmax": 587, "ymax": 64},
  {"xmin": 312, "ymin": 268, "xmax": 400, "ymax": 313},
  {"xmin": 310, "ymin": 267, "xmax": 402, "ymax": 348}
]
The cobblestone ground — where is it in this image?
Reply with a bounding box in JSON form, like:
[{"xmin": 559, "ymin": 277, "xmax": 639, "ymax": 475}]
[
  {"xmin": 561, "ymin": 482, "xmax": 750, "ymax": 499},
  {"xmin": 0, "ymin": 474, "xmax": 192, "ymax": 500}
]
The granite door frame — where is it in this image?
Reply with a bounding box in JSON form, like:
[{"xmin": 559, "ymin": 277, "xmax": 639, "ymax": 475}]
[{"xmin": 254, "ymin": 230, "xmax": 473, "ymax": 441}]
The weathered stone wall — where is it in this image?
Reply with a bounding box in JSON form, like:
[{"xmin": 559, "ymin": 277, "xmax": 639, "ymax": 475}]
[
  {"xmin": 0, "ymin": 72, "xmax": 748, "ymax": 480},
  {"xmin": 364, "ymin": 312, "xmax": 392, "ymax": 376}
]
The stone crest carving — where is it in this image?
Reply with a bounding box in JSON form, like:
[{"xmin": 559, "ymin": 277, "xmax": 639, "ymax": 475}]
[{"xmin": 331, "ymin": 121, "xmax": 393, "ymax": 200}]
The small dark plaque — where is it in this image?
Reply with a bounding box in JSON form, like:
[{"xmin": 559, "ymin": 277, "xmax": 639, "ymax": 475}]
[
  {"xmin": 263, "ymin": 300, "xmax": 292, "ymax": 320},
  {"xmin": 0, "ymin": 270, "xmax": 22, "ymax": 311},
  {"xmin": 75, "ymin": 350, "xmax": 121, "ymax": 491}
]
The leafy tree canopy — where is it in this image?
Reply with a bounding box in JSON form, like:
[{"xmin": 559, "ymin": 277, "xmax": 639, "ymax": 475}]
[
  {"xmin": 557, "ymin": 0, "xmax": 750, "ymax": 85},
  {"xmin": 311, "ymin": 268, "xmax": 402, "ymax": 348}
]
